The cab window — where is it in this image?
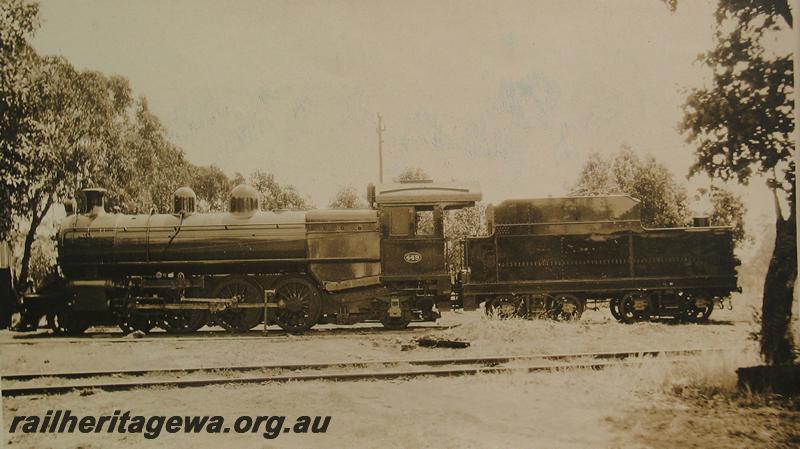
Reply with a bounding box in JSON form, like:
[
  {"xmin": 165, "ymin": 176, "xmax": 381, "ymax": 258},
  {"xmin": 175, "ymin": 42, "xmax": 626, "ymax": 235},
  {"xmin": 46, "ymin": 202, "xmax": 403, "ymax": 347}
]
[{"xmin": 389, "ymin": 207, "xmax": 414, "ymax": 236}]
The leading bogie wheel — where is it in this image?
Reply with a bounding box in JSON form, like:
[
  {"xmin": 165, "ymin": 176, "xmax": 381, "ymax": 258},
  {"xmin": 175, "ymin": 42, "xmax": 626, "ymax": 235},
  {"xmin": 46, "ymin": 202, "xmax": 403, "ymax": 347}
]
[
  {"xmin": 211, "ymin": 277, "xmax": 264, "ymax": 332},
  {"xmin": 118, "ymin": 311, "xmax": 155, "ymax": 334},
  {"xmin": 48, "ymin": 303, "xmax": 90, "ymax": 336},
  {"xmin": 271, "ymin": 277, "xmax": 323, "ymax": 333},
  {"xmin": 160, "ymin": 310, "xmax": 209, "ymax": 334}
]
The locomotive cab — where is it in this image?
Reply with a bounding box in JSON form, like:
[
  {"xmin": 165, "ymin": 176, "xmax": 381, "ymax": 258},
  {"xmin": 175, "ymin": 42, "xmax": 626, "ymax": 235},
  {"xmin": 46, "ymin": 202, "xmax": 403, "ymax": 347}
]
[{"xmin": 374, "ymin": 181, "xmax": 481, "ymax": 305}]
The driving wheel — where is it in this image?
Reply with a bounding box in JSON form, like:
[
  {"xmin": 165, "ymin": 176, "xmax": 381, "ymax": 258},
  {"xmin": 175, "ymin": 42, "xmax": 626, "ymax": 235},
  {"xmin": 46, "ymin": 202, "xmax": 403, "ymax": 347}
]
[
  {"xmin": 271, "ymin": 277, "xmax": 323, "ymax": 333},
  {"xmin": 212, "ymin": 277, "xmax": 264, "ymax": 332}
]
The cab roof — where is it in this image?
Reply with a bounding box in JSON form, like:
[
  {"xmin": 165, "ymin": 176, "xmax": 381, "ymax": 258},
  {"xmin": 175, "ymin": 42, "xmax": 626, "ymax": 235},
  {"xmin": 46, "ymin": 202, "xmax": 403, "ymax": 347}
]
[{"xmin": 375, "ymin": 181, "xmax": 481, "ymax": 208}]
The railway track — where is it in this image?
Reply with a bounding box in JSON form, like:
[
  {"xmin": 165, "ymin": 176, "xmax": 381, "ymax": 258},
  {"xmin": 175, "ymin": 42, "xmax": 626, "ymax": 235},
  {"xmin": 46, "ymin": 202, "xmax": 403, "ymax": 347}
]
[
  {"xmin": 0, "ymin": 324, "xmax": 452, "ymax": 345},
  {"xmin": 1, "ymin": 348, "xmax": 728, "ymax": 397}
]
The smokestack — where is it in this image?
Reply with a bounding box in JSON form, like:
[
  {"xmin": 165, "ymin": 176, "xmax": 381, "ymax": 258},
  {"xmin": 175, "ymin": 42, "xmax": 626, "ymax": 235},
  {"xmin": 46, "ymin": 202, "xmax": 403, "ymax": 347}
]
[{"xmin": 82, "ymin": 188, "xmax": 107, "ymax": 217}]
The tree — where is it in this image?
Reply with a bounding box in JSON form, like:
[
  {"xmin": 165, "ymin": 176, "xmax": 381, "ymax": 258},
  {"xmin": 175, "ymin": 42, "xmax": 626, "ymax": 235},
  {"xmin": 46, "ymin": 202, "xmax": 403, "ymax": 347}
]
[
  {"xmin": 571, "ymin": 146, "xmax": 690, "ymax": 228},
  {"xmin": 395, "ymin": 167, "xmax": 431, "ymax": 182},
  {"xmin": 2, "ymin": 52, "xmax": 134, "ymax": 291},
  {"xmin": 1, "ymin": 0, "xmax": 200, "ymax": 295},
  {"xmin": 190, "ymin": 164, "xmax": 232, "ymax": 212},
  {"xmin": 694, "ymin": 186, "xmax": 750, "ymax": 245},
  {"xmin": 444, "ymin": 203, "xmax": 488, "ymax": 271},
  {"xmin": 0, "ymin": 0, "xmax": 40, "ymax": 241},
  {"xmin": 678, "ymin": 0, "xmax": 795, "ymax": 365},
  {"xmin": 329, "ymin": 185, "xmax": 367, "ymax": 209},
  {"xmin": 247, "ymin": 170, "xmax": 310, "ymax": 210},
  {"xmin": 94, "ymin": 97, "xmax": 193, "ymax": 214}
]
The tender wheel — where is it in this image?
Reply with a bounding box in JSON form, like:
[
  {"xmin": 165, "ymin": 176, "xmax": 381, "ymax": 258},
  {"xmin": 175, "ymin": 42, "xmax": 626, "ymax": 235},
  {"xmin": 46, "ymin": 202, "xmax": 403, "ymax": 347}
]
[
  {"xmin": 684, "ymin": 291, "xmax": 714, "ymax": 323},
  {"xmin": 552, "ymin": 294, "xmax": 583, "ymax": 321},
  {"xmin": 160, "ymin": 310, "xmax": 209, "ymax": 333},
  {"xmin": 486, "ymin": 295, "xmax": 524, "ymax": 319},
  {"xmin": 609, "ymin": 297, "xmax": 622, "ymax": 321},
  {"xmin": 271, "ymin": 277, "xmax": 323, "ymax": 333},
  {"xmin": 212, "ymin": 277, "xmax": 264, "ymax": 332},
  {"xmin": 47, "ymin": 304, "xmax": 89, "ymax": 336},
  {"xmin": 619, "ymin": 292, "xmax": 650, "ymax": 324}
]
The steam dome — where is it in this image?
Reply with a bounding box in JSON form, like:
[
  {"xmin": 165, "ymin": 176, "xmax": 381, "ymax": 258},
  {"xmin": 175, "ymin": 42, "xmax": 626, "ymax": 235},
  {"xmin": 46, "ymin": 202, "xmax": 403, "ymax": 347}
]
[
  {"xmin": 229, "ymin": 184, "xmax": 260, "ymax": 216},
  {"xmin": 173, "ymin": 186, "xmax": 197, "ymax": 214}
]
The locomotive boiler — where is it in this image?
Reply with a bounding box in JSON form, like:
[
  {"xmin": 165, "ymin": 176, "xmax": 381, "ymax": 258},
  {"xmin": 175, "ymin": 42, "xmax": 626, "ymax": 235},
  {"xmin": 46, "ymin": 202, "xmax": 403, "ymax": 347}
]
[
  {"xmin": 24, "ymin": 181, "xmax": 481, "ymax": 334},
  {"xmin": 459, "ymin": 195, "xmax": 740, "ymax": 322}
]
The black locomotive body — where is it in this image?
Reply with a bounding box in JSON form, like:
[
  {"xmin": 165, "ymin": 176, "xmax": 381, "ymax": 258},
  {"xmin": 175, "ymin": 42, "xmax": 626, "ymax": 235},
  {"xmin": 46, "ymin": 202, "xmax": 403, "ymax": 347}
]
[
  {"xmin": 23, "ymin": 182, "xmax": 480, "ymax": 334},
  {"xmin": 459, "ymin": 196, "xmax": 740, "ymax": 322}
]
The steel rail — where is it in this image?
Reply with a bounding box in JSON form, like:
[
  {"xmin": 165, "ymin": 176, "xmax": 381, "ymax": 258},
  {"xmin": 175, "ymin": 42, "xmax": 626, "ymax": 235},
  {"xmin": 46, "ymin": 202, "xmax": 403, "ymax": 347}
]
[
  {"xmin": 1, "ymin": 348, "xmax": 728, "ymax": 396},
  {"xmin": 0, "ymin": 359, "xmax": 685, "ymax": 397}
]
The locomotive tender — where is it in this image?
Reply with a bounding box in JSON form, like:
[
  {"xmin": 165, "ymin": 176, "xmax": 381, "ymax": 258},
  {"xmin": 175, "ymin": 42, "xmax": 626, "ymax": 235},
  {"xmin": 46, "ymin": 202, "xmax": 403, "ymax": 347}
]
[
  {"xmin": 461, "ymin": 196, "xmax": 740, "ymax": 322},
  {"xmin": 21, "ymin": 181, "xmax": 739, "ymax": 335}
]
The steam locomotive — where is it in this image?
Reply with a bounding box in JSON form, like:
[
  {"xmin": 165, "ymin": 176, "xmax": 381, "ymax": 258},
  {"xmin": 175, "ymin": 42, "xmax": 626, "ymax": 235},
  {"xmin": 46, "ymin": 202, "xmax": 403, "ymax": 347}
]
[{"xmin": 18, "ymin": 181, "xmax": 739, "ymax": 335}]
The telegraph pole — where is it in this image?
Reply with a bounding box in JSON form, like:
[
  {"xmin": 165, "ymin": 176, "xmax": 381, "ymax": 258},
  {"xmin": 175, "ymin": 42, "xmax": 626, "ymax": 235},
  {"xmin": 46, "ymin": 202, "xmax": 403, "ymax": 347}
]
[{"xmin": 376, "ymin": 113, "xmax": 385, "ymax": 183}]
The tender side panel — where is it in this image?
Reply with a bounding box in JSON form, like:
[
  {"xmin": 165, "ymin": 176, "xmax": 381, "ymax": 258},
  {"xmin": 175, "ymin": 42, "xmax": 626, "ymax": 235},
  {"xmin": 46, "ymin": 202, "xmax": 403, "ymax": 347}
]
[
  {"xmin": 633, "ymin": 230, "xmax": 736, "ymax": 278},
  {"xmin": 465, "ymin": 227, "xmax": 738, "ymax": 294}
]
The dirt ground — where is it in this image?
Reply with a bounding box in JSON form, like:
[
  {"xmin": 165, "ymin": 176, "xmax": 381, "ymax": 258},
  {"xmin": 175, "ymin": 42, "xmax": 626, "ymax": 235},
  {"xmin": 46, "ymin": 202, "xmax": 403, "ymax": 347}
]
[{"xmin": 2, "ymin": 302, "xmax": 798, "ymax": 448}]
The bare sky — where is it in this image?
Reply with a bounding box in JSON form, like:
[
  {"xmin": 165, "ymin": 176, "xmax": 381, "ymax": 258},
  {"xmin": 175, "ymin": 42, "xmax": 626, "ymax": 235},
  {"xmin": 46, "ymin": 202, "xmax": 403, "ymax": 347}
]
[{"xmin": 32, "ymin": 0, "xmax": 788, "ymax": 231}]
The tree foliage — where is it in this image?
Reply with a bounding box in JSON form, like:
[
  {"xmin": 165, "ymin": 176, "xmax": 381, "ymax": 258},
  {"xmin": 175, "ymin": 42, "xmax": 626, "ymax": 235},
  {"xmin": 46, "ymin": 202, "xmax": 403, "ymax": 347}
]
[
  {"xmin": 444, "ymin": 203, "xmax": 488, "ymax": 271},
  {"xmin": 571, "ymin": 146, "xmax": 690, "ymax": 228},
  {"xmin": 329, "ymin": 185, "xmax": 367, "ymax": 209},
  {"xmin": 676, "ymin": 0, "xmax": 795, "ymax": 365},
  {"xmin": 681, "ymin": 3, "xmax": 794, "ymax": 196},
  {"xmin": 247, "ymin": 169, "xmax": 310, "ymax": 211},
  {"xmin": 695, "ymin": 185, "xmax": 749, "ymax": 245},
  {"xmin": 0, "ymin": 0, "xmax": 40, "ymax": 240},
  {"xmin": 0, "ymin": 0, "xmax": 315, "ymax": 296},
  {"xmin": 190, "ymin": 164, "xmax": 231, "ymax": 212},
  {"xmin": 93, "ymin": 97, "xmax": 194, "ymax": 214},
  {"xmin": 395, "ymin": 167, "xmax": 431, "ymax": 182}
]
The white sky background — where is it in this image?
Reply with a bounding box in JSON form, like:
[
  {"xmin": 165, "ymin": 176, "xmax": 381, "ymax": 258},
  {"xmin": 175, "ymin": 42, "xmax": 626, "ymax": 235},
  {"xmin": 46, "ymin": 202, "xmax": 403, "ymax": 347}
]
[{"xmin": 32, "ymin": 0, "xmax": 791, "ymax": 239}]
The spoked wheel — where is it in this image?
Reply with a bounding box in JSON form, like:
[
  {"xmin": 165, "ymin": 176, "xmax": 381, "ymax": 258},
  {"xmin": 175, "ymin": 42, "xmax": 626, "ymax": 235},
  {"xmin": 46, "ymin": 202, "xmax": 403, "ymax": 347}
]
[
  {"xmin": 552, "ymin": 294, "xmax": 583, "ymax": 321},
  {"xmin": 684, "ymin": 291, "xmax": 714, "ymax": 323},
  {"xmin": 271, "ymin": 277, "xmax": 323, "ymax": 333},
  {"xmin": 160, "ymin": 310, "xmax": 209, "ymax": 334},
  {"xmin": 118, "ymin": 311, "xmax": 156, "ymax": 334},
  {"xmin": 48, "ymin": 302, "xmax": 89, "ymax": 336},
  {"xmin": 609, "ymin": 297, "xmax": 622, "ymax": 321},
  {"xmin": 619, "ymin": 292, "xmax": 650, "ymax": 324},
  {"xmin": 212, "ymin": 277, "xmax": 264, "ymax": 332},
  {"xmin": 486, "ymin": 295, "xmax": 524, "ymax": 319}
]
